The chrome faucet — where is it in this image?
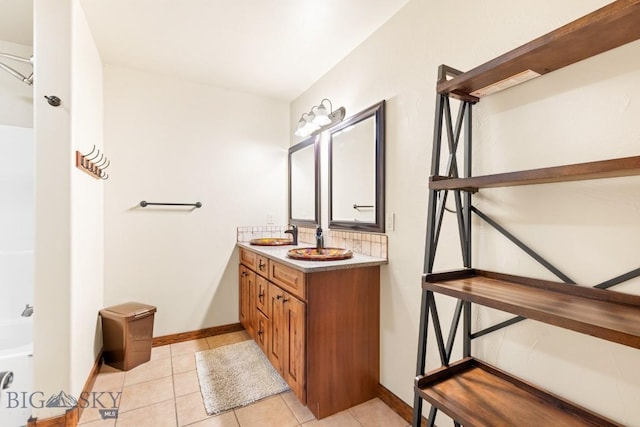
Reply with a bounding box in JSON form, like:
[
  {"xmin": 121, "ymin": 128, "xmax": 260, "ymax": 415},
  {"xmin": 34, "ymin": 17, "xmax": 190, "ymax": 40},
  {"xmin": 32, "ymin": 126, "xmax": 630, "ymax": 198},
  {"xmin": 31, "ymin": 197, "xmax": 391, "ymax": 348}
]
[
  {"xmin": 284, "ymin": 224, "xmax": 298, "ymax": 245},
  {"xmin": 21, "ymin": 304, "xmax": 33, "ymax": 317},
  {"xmin": 316, "ymin": 226, "xmax": 324, "ymax": 251}
]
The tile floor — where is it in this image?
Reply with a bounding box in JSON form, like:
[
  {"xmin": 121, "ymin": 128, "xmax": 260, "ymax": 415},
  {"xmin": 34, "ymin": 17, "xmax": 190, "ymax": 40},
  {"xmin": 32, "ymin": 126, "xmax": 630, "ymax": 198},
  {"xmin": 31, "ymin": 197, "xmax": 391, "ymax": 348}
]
[{"xmin": 78, "ymin": 331, "xmax": 409, "ymax": 427}]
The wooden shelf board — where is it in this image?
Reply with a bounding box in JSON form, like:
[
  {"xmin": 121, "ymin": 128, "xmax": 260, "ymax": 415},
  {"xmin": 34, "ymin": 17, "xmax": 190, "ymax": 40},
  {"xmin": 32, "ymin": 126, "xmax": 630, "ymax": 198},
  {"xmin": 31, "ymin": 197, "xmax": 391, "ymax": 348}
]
[
  {"xmin": 423, "ymin": 269, "xmax": 640, "ymax": 349},
  {"xmin": 437, "ymin": 0, "xmax": 640, "ymax": 98},
  {"xmin": 416, "ymin": 358, "xmax": 622, "ymax": 427},
  {"xmin": 429, "ymin": 155, "xmax": 640, "ymax": 191}
]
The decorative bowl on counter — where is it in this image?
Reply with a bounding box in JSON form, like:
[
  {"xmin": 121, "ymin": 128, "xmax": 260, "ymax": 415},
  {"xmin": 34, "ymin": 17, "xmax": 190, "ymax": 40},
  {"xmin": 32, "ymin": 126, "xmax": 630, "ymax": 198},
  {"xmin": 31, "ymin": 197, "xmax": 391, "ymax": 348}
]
[
  {"xmin": 286, "ymin": 247, "xmax": 353, "ymax": 261},
  {"xmin": 249, "ymin": 238, "xmax": 294, "ymax": 246}
]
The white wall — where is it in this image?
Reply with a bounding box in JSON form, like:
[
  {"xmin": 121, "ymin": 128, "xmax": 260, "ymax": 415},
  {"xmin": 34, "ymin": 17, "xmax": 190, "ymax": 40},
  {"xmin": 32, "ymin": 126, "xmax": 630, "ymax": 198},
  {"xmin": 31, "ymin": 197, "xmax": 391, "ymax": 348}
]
[
  {"xmin": 0, "ymin": 125, "xmax": 34, "ymax": 320},
  {"xmin": 70, "ymin": 0, "xmax": 104, "ymax": 396},
  {"xmin": 0, "ymin": 40, "xmax": 33, "ymax": 128},
  {"xmin": 33, "ymin": 0, "xmax": 73, "ymax": 417},
  {"xmin": 33, "ymin": 0, "xmax": 104, "ymax": 418},
  {"xmin": 291, "ymin": 0, "xmax": 640, "ymax": 425},
  {"xmin": 103, "ymin": 65, "xmax": 289, "ymax": 337}
]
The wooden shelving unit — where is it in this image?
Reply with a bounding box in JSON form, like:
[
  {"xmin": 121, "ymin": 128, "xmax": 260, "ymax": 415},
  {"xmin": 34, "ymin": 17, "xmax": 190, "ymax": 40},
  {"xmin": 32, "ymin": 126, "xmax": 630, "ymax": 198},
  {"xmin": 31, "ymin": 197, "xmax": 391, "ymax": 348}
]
[
  {"xmin": 430, "ymin": 155, "xmax": 640, "ymax": 192},
  {"xmin": 412, "ymin": 1, "xmax": 640, "ymax": 426},
  {"xmin": 423, "ymin": 269, "xmax": 640, "ymax": 349},
  {"xmin": 437, "ymin": 0, "xmax": 640, "ymax": 100},
  {"xmin": 416, "ymin": 358, "xmax": 622, "ymax": 427}
]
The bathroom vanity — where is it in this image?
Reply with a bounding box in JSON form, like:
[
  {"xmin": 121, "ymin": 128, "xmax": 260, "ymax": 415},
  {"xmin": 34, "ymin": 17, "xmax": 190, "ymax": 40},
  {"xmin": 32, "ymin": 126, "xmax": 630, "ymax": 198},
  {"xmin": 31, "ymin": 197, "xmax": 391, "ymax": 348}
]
[{"xmin": 237, "ymin": 242, "xmax": 386, "ymax": 419}]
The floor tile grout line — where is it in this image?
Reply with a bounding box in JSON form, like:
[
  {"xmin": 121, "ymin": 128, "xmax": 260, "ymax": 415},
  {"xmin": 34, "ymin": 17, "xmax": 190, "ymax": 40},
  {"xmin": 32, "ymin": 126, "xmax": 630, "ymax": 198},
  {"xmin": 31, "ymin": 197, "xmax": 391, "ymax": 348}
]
[
  {"xmin": 281, "ymin": 392, "xmax": 313, "ymax": 424},
  {"xmin": 122, "ymin": 372, "xmax": 174, "ymax": 389},
  {"xmin": 115, "ymin": 397, "xmax": 175, "ymax": 417},
  {"xmin": 347, "ymin": 407, "xmax": 366, "ymax": 427},
  {"xmin": 275, "ymin": 394, "xmax": 301, "ymax": 425},
  {"xmin": 175, "ymin": 340, "xmax": 211, "ymax": 427},
  {"xmin": 119, "ymin": 372, "xmax": 173, "ymax": 392},
  {"xmin": 232, "ymin": 408, "xmax": 241, "ymax": 427},
  {"xmin": 170, "ymin": 347, "xmax": 179, "ymax": 427}
]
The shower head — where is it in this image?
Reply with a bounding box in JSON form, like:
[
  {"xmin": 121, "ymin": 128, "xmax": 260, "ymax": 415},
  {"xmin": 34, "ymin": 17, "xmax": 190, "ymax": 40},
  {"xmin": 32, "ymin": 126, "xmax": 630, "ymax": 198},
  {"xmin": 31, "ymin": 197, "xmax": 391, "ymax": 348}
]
[{"xmin": 0, "ymin": 53, "xmax": 34, "ymax": 86}]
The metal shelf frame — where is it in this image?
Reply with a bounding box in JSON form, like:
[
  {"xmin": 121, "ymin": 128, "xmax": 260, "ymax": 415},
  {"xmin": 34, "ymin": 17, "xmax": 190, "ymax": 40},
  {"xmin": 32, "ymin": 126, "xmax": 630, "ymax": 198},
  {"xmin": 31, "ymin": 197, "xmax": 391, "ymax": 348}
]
[{"xmin": 412, "ymin": 64, "xmax": 640, "ymax": 427}]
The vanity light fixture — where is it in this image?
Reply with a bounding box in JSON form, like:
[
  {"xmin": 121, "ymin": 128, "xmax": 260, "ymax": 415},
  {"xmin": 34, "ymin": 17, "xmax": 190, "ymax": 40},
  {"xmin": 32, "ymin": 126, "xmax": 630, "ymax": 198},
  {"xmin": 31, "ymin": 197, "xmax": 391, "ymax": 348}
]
[{"xmin": 294, "ymin": 98, "xmax": 345, "ymax": 138}]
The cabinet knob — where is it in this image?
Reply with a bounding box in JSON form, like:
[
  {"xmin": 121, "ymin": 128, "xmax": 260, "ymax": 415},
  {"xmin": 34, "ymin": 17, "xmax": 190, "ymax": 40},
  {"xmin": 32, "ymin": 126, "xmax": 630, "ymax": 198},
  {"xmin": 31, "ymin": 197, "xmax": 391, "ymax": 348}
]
[
  {"xmin": 276, "ymin": 294, "xmax": 282, "ymax": 300},
  {"xmin": 241, "ymin": 272, "xmax": 248, "ymax": 277},
  {"xmin": 283, "ymin": 297, "xmax": 289, "ymax": 303},
  {"xmin": 259, "ymin": 260, "xmax": 266, "ymax": 270}
]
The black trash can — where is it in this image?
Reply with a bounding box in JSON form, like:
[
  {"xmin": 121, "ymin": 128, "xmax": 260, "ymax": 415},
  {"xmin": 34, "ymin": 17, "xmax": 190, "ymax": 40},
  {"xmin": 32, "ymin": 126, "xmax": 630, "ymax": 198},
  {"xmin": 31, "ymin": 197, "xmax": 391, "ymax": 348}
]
[{"xmin": 100, "ymin": 302, "xmax": 157, "ymax": 371}]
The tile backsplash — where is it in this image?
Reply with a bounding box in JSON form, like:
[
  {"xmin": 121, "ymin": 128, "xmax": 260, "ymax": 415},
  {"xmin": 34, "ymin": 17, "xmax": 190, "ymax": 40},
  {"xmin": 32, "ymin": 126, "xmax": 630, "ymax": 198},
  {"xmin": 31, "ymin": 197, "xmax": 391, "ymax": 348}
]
[
  {"xmin": 236, "ymin": 226, "xmax": 289, "ymax": 242},
  {"xmin": 299, "ymin": 228, "xmax": 388, "ymax": 259},
  {"xmin": 237, "ymin": 226, "xmax": 387, "ymax": 260}
]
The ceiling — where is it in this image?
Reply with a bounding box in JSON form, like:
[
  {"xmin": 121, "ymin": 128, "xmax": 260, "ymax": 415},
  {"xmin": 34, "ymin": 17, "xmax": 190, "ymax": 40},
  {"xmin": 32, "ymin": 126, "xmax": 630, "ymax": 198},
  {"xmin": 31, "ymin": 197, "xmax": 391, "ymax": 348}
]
[
  {"xmin": 0, "ymin": 0, "xmax": 408, "ymax": 101},
  {"xmin": 0, "ymin": 0, "xmax": 33, "ymax": 46}
]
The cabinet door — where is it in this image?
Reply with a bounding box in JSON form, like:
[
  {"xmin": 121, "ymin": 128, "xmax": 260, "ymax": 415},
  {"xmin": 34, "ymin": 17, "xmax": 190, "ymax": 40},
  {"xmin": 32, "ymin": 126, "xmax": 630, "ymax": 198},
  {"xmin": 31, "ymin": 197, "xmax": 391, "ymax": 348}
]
[
  {"xmin": 239, "ymin": 265, "xmax": 251, "ymax": 330},
  {"xmin": 255, "ymin": 309, "xmax": 270, "ymax": 356},
  {"xmin": 284, "ymin": 293, "xmax": 306, "ymax": 403},
  {"xmin": 256, "ymin": 275, "xmax": 269, "ymax": 317},
  {"xmin": 268, "ymin": 283, "xmax": 285, "ymax": 375},
  {"xmin": 248, "ymin": 272, "xmax": 256, "ymax": 339},
  {"xmin": 240, "ymin": 265, "xmax": 256, "ymax": 338}
]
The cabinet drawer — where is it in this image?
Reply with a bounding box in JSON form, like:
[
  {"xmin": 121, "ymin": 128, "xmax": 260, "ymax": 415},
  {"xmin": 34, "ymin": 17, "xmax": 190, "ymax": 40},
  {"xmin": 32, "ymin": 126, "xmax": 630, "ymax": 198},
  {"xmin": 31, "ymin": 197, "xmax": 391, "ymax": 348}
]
[
  {"xmin": 240, "ymin": 248, "xmax": 257, "ymax": 271},
  {"xmin": 256, "ymin": 255, "xmax": 269, "ymax": 278},
  {"xmin": 270, "ymin": 261, "xmax": 305, "ymax": 300},
  {"xmin": 256, "ymin": 275, "xmax": 269, "ymax": 317}
]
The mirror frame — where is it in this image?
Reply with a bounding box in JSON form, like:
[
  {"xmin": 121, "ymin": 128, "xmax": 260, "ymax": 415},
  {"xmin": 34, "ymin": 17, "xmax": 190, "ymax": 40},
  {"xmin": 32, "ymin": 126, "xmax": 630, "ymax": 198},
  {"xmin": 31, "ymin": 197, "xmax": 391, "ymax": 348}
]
[
  {"xmin": 288, "ymin": 135, "xmax": 320, "ymax": 227},
  {"xmin": 328, "ymin": 100, "xmax": 385, "ymax": 233}
]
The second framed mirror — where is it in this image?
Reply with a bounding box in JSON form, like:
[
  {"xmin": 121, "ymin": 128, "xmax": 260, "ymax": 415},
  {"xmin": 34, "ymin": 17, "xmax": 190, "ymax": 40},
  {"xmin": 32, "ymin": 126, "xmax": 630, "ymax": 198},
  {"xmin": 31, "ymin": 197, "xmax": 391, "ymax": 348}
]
[
  {"xmin": 328, "ymin": 100, "xmax": 385, "ymax": 233},
  {"xmin": 289, "ymin": 136, "xmax": 320, "ymax": 227}
]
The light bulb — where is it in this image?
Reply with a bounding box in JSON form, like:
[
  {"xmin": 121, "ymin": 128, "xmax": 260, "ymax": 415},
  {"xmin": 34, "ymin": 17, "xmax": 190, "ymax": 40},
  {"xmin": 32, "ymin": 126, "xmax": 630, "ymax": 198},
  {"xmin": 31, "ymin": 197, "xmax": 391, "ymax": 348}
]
[
  {"xmin": 312, "ymin": 104, "xmax": 331, "ymax": 126},
  {"xmin": 294, "ymin": 116, "xmax": 308, "ymax": 137}
]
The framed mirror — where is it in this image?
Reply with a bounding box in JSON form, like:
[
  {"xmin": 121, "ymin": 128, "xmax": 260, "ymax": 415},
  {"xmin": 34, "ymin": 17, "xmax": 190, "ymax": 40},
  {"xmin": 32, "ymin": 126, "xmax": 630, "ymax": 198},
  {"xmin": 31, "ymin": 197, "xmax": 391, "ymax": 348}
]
[
  {"xmin": 329, "ymin": 100, "xmax": 385, "ymax": 232},
  {"xmin": 289, "ymin": 136, "xmax": 320, "ymax": 227}
]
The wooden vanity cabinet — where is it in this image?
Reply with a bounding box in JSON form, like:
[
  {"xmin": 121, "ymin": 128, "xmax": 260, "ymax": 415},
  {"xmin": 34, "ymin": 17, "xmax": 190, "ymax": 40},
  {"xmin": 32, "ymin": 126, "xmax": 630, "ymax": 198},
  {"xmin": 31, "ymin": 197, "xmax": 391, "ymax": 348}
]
[{"xmin": 239, "ymin": 247, "xmax": 380, "ymax": 419}]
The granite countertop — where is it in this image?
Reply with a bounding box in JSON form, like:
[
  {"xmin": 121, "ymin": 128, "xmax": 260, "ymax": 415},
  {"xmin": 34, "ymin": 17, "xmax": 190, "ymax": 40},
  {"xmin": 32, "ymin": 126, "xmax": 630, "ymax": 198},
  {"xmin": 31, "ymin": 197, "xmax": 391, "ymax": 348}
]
[{"xmin": 237, "ymin": 242, "xmax": 387, "ymax": 273}]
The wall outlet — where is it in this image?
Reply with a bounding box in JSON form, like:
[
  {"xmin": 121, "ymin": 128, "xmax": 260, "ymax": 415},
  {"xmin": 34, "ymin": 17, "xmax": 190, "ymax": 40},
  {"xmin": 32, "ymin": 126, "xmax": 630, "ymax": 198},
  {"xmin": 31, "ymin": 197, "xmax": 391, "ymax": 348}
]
[
  {"xmin": 386, "ymin": 213, "xmax": 395, "ymax": 231},
  {"xmin": 267, "ymin": 213, "xmax": 274, "ymax": 224}
]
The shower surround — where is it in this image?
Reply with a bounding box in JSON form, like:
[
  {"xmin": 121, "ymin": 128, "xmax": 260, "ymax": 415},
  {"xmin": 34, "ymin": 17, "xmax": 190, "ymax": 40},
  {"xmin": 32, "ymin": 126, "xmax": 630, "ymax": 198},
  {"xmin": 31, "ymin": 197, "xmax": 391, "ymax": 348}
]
[{"xmin": 0, "ymin": 124, "xmax": 34, "ymax": 427}]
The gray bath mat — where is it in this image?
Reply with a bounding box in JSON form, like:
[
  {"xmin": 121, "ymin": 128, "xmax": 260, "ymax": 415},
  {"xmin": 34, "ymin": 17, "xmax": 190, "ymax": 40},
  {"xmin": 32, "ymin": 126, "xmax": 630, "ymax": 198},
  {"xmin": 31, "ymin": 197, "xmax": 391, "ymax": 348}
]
[{"xmin": 195, "ymin": 339, "xmax": 289, "ymax": 414}]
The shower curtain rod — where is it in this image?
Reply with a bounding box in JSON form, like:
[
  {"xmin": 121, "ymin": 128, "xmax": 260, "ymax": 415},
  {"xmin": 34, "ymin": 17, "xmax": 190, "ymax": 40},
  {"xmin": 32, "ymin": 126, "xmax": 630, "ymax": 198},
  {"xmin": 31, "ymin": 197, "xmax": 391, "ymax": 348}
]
[
  {"xmin": 0, "ymin": 52, "xmax": 31, "ymax": 63},
  {"xmin": 0, "ymin": 52, "xmax": 33, "ymax": 86}
]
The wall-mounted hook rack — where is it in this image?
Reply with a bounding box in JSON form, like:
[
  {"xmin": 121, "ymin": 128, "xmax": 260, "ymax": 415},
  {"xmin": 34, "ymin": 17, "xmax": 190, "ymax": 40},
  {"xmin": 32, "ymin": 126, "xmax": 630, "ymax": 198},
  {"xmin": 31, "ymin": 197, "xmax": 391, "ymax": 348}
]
[{"xmin": 76, "ymin": 145, "xmax": 110, "ymax": 180}]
